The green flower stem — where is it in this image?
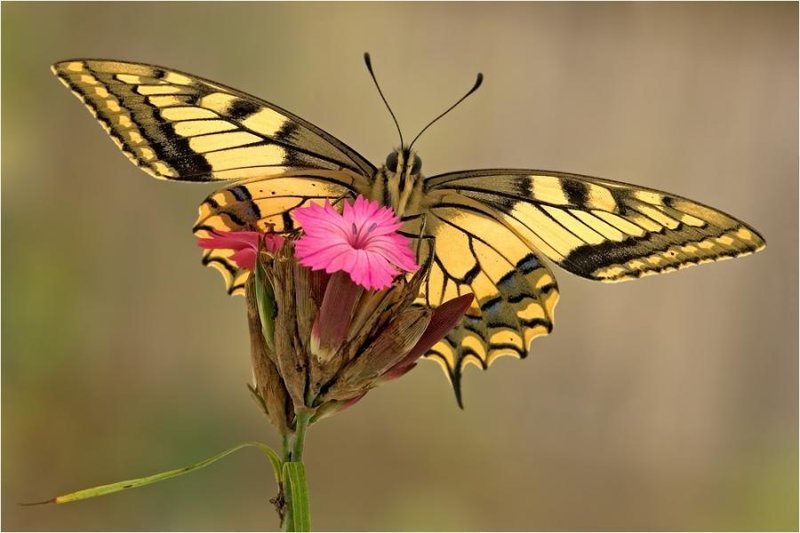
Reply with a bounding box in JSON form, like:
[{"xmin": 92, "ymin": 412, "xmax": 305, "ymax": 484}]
[
  {"xmin": 281, "ymin": 410, "xmax": 313, "ymax": 532},
  {"xmin": 290, "ymin": 410, "xmax": 311, "ymax": 462},
  {"xmin": 281, "ymin": 433, "xmax": 291, "ymax": 462}
]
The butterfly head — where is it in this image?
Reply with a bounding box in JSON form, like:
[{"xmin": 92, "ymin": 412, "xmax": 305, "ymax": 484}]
[
  {"xmin": 385, "ymin": 148, "xmax": 422, "ymax": 176},
  {"xmin": 382, "ymin": 147, "xmax": 423, "ymax": 215}
]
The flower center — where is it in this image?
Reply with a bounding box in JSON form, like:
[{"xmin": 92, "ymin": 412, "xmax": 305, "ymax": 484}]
[{"xmin": 349, "ymin": 222, "xmax": 377, "ymax": 249}]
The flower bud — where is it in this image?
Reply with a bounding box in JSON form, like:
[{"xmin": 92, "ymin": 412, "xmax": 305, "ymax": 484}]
[
  {"xmin": 267, "ymin": 245, "xmax": 309, "ymax": 410},
  {"xmin": 245, "ymin": 277, "xmax": 292, "ymax": 434},
  {"xmin": 322, "ymin": 306, "xmax": 431, "ymax": 402},
  {"xmin": 311, "ymin": 272, "xmax": 361, "ymax": 363}
]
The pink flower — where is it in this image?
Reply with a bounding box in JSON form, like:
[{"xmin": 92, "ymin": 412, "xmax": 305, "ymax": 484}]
[
  {"xmin": 196, "ymin": 230, "xmax": 284, "ymax": 270},
  {"xmin": 292, "ymin": 196, "xmax": 419, "ymax": 290}
]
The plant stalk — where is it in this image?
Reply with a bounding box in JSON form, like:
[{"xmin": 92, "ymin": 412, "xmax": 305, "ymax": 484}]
[
  {"xmin": 290, "ymin": 410, "xmax": 311, "ymax": 462},
  {"xmin": 281, "ymin": 410, "xmax": 313, "ymax": 532}
]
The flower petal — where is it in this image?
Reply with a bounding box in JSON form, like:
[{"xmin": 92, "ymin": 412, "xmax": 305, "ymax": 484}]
[
  {"xmin": 197, "ymin": 230, "xmax": 260, "ymax": 251},
  {"xmin": 230, "ymin": 248, "xmax": 258, "ymax": 270},
  {"xmin": 196, "ymin": 230, "xmax": 284, "ymax": 270}
]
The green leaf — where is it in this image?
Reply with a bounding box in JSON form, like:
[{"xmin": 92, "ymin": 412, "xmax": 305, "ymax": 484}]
[
  {"xmin": 27, "ymin": 441, "xmax": 282, "ymax": 505},
  {"xmin": 282, "ymin": 461, "xmax": 310, "ymax": 532}
]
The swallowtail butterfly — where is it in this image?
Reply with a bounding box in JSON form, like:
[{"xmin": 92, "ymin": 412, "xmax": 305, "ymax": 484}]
[{"xmin": 53, "ymin": 56, "xmax": 765, "ymax": 404}]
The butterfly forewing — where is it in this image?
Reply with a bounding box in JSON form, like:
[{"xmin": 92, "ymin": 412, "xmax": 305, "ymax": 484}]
[
  {"xmin": 426, "ymin": 169, "xmax": 766, "ymax": 282},
  {"xmin": 51, "ymin": 59, "xmax": 375, "ymax": 182}
]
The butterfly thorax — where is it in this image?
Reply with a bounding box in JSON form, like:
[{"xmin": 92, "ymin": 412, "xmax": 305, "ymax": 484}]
[{"xmin": 372, "ymin": 148, "xmax": 424, "ymax": 217}]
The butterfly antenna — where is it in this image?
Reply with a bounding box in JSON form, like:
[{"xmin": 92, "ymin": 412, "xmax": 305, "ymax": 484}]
[
  {"xmin": 408, "ymin": 72, "xmax": 483, "ymax": 150},
  {"xmin": 329, "ymin": 193, "xmax": 353, "ymax": 209},
  {"xmin": 364, "ymin": 52, "xmax": 404, "ymax": 147}
]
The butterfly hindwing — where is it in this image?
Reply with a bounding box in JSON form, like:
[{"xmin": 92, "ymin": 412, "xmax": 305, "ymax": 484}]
[
  {"xmin": 51, "ymin": 59, "xmax": 375, "ymax": 183},
  {"xmin": 193, "ymin": 171, "xmax": 359, "ymax": 295},
  {"xmin": 404, "ymin": 197, "xmax": 559, "ymax": 403},
  {"xmin": 426, "ymin": 169, "xmax": 766, "ymax": 282}
]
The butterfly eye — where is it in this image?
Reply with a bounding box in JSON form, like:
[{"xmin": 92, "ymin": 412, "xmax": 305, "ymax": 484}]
[
  {"xmin": 411, "ymin": 156, "xmax": 422, "ymax": 175},
  {"xmin": 385, "ymin": 152, "xmax": 399, "ymax": 173}
]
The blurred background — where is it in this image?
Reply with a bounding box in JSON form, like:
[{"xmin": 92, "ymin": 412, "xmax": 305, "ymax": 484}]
[{"xmin": 3, "ymin": 2, "xmax": 797, "ymax": 531}]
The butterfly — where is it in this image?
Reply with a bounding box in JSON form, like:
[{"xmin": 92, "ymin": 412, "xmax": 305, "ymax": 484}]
[{"xmin": 52, "ymin": 56, "xmax": 765, "ymax": 405}]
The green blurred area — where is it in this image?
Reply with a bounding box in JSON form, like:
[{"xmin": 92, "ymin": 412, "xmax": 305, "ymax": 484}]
[{"xmin": 3, "ymin": 2, "xmax": 797, "ymax": 531}]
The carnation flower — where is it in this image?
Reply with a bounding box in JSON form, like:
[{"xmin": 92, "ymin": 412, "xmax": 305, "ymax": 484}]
[{"xmin": 292, "ymin": 196, "xmax": 419, "ymax": 290}]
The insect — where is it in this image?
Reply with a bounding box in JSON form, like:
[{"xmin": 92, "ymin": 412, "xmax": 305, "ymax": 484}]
[{"xmin": 53, "ymin": 55, "xmax": 765, "ymax": 405}]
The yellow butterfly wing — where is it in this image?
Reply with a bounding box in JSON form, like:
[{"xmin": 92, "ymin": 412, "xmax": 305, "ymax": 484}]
[
  {"xmin": 417, "ymin": 169, "xmax": 765, "ymax": 401},
  {"xmin": 51, "ymin": 59, "xmax": 375, "ymax": 183},
  {"xmin": 427, "ymin": 169, "xmax": 765, "ymax": 281}
]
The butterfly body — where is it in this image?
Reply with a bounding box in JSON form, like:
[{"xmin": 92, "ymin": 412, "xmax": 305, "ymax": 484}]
[{"xmin": 52, "ymin": 58, "xmax": 765, "ymax": 403}]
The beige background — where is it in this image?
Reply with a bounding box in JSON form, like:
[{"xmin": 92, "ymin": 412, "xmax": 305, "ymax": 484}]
[{"xmin": 3, "ymin": 2, "xmax": 797, "ymax": 531}]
